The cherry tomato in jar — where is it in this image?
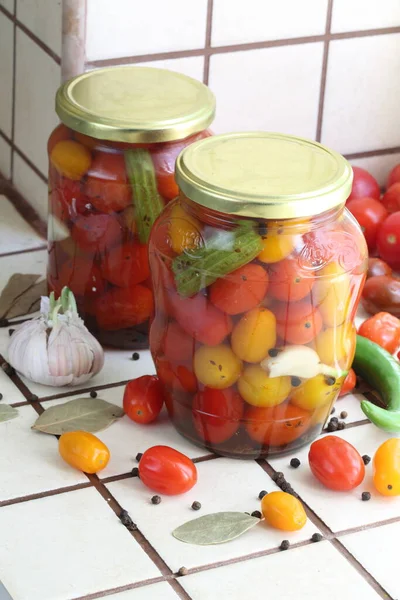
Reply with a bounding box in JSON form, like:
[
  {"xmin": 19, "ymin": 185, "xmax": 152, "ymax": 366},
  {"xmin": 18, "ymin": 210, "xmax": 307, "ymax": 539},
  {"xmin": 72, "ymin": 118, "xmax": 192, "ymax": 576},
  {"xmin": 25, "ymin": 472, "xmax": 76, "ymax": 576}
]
[
  {"xmin": 373, "ymin": 438, "xmax": 400, "ymax": 496},
  {"xmin": 347, "ymin": 166, "xmax": 380, "ymax": 202},
  {"xmin": 361, "ymin": 275, "xmax": 400, "ymax": 318},
  {"xmin": 358, "ymin": 312, "xmax": 400, "ymax": 354},
  {"xmin": 377, "ymin": 212, "xmax": 400, "ymax": 270},
  {"xmin": 95, "ymin": 284, "xmax": 154, "ymax": 330},
  {"xmin": 346, "ymin": 197, "xmax": 388, "ymax": 251},
  {"xmin": 387, "ymin": 164, "xmax": 400, "ymax": 188},
  {"xmin": 274, "ymin": 301, "xmax": 323, "ymax": 345},
  {"xmin": 123, "ymin": 375, "xmax": 164, "ymax": 424},
  {"xmin": 84, "ymin": 151, "xmax": 132, "ymax": 213},
  {"xmin": 367, "ymin": 257, "xmax": 392, "ymax": 279},
  {"xmin": 59, "ymin": 431, "xmax": 110, "ymax": 474},
  {"xmin": 138, "ymin": 445, "xmax": 197, "ymax": 495},
  {"xmin": 50, "ymin": 140, "xmax": 92, "ymax": 181},
  {"xmin": 245, "ymin": 403, "xmax": 311, "ymax": 447},
  {"xmin": 155, "ymin": 357, "xmax": 198, "ymax": 394},
  {"xmin": 339, "ymin": 368, "xmax": 356, "ymax": 397},
  {"xmin": 47, "ymin": 123, "xmax": 71, "ymax": 154},
  {"xmin": 193, "ymin": 387, "xmax": 244, "ymax": 444},
  {"xmin": 162, "ymin": 321, "xmax": 195, "ymax": 363},
  {"xmin": 261, "ymin": 491, "xmax": 307, "ymax": 531},
  {"xmin": 268, "ymin": 258, "xmax": 314, "ymax": 303},
  {"xmin": 101, "ymin": 242, "xmax": 150, "ymax": 288},
  {"xmin": 209, "ymin": 263, "xmax": 269, "ymax": 315},
  {"xmin": 72, "ymin": 213, "xmax": 123, "ymax": 253},
  {"xmin": 308, "ymin": 436, "xmax": 365, "ymax": 491},
  {"xmin": 50, "ymin": 257, "xmax": 105, "ymax": 299},
  {"xmin": 381, "ymin": 183, "xmax": 400, "ymax": 214}
]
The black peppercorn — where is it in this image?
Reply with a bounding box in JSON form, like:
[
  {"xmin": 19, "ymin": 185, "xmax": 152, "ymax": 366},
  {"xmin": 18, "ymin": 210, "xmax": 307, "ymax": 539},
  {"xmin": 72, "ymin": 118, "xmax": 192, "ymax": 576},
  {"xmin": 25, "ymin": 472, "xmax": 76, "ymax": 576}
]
[
  {"xmin": 1, "ymin": 362, "xmax": 14, "ymax": 375},
  {"xmin": 192, "ymin": 501, "xmax": 201, "ymax": 511},
  {"xmin": 330, "ymin": 417, "xmax": 339, "ymax": 423},
  {"xmin": 30, "ymin": 394, "xmax": 38, "ymax": 402},
  {"xmin": 290, "ymin": 458, "xmax": 301, "ymax": 468},
  {"xmin": 90, "ymin": 390, "xmax": 97, "ymax": 398},
  {"xmin": 251, "ymin": 510, "xmax": 262, "ymax": 519},
  {"xmin": 340, "ymin": 411, "xmax": 348, "ymax": 419},
  {"xmin": 119, "ymin": 509, "xmax": 137, "ymax": 531},
  {"xmin": 291, "ymin": 376, "xmax": 302, "ymax": 387},
  {"xmin": 362, "ymin": 455, "xmax": 371, "ymax": 465},
  {"xmin": 280, "ymin": 481, "xmax": 290, "ymax": 492},
  {"xmin": 327, "ymin": 421, "xmax": 338, "ymax": 432},
  {"xmin": 330, "ymin": 407, "xmax": 336, "ymax": 414},
  {"xmin": 361, "ymin": 491, "xmax": 371, "ymax": 501},
  {"xmin": 151, "ymin": 495, "xmax": 161, "ymax": 504},
  {"xmin": 337, "ymin": 421, "xmax": 346, "ymax": 430},
  {"xmin": 0, "ymin": 393, "xmax": 3, "ymax": 401},
  {"xmin": 273, "ymin": 471, "xmax": 284, "ymax": 482},
  {"xmin": 131, "ymin": 467, "xmax": 139, "ymax": 476},
  {"xmin": 325, "ymin": 376, "xmax": 336, "ymax": 386},
  {"xmin": 280, "ymin": 540, "xmax": 290, "ymax": 551},
  {"xmin": 132, "ymin": 352, "xmax": 140, "ymax": 361},
  {"xmin": 178, "ymin": 567, "xmax": 188, "ymax": 576},
  {"xmin": 258, "ymin": 490, "xmax": 268, "ymax": 499},
  {"xmin": 268, "ymin": 348, "xmax": 279, "ymax": 358},
  {"xmin": 136, "ymin": 452, "xmax": 143, "ymax": 462},
  {"xmin": 311, "ymin": 533, "xmax": 323, "ymax": 543},
  {"xmin": 8, "ymin": 329, "xmax": 15, "ymax": 336}
]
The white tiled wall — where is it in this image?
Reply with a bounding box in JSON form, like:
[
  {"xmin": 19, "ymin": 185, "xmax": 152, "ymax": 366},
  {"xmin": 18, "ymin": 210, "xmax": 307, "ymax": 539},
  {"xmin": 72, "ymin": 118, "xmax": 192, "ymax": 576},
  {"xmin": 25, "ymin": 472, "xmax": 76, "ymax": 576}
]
[{"xmin": 1, "ymin": 0, "xmax": 400, "ymax": 219}]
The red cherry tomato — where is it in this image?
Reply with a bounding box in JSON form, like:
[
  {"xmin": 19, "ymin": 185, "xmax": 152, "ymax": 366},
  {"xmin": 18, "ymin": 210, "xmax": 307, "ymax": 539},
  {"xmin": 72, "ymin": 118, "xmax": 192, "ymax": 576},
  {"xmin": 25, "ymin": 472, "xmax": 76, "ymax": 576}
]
[
  {"xmin": 381, "ymin": 183, "xmax": 400, "ymax": 214},
  {"xmin": 339, "ymin": 368, "xmax": 356, "ymax": 397},
  {"xmin": 358, "ymin": 312, "xmax": 400, "ymax": 354},
  {"xmin": 308, "ymin": 436, "xmax": 365, "ymax": 491},
  {"xmin": 245, "ymin": 404, "xmax": 311, "ymax": 447},
  {"xmin": 123, "ymin": 376, "xmax": 164, "ymax": 424},
  {"xmin": 348, "ymin": 166, "xmax": 380, "ymax": 202},
  {"xmin": 376, "ymin": 212, "xmax": 400, "ymax": 270},
  {"xmin": 51, "ymin": 178, "xmax": 91, "ymax": 222},
  {"xmin": 193, "ymin": 387, "xmax": 244, "ymax": 444},
  {"xmin": 50, "ymin": 257, "xmax": 105, "ymax": 299},
  {"xmin": 95, "ymin": 284, "xmax": 154, "ymax": 330},
  {"xmin": 367, "ymin": 257, "xmax": 392, "ymax": 279},
  {"xmin": 85, "ymin": 151, "xmax": 131, "ymax": 213},
  {"xmin": 387, "ymin": 164, "xmax": 400, "ymax": 188},
  {"xmin": 162, "ymin": 321, "xmax": 195, "ymax": 362},
  {"xmin": 101, "ymin": 242, "xmax": 150, "ymax": 288},
  {"xmin": 155, "ymin": 357, "xmax": 197, "ymax": 394},
  {"xmin": 47, "ymin": 124, "xmax": 71, "ymax": 154},
  {"xmin": 170, "ymin": 293, "xmax": 232, "ymax": 346},
  {"xmin": 274, "ymin": 301, "xmax": 323, "ymax": 344},
  {"xmin": 268, "ymin": 258, "xmax": 314, "ymax": 303},
  {"xmin": 72, "ymin": 213, "xmax": 122, "ymax": 253},
  {"xmin": 346, "ymin": 197, "xmax": 388, "ymax": 251},
  {"xmin": 138, "ymin": 445, "xmax": 197, "ymax": 495},
  {"xmin": 209, "ymin": 264, "xmax": 269, "ymax": 315}
]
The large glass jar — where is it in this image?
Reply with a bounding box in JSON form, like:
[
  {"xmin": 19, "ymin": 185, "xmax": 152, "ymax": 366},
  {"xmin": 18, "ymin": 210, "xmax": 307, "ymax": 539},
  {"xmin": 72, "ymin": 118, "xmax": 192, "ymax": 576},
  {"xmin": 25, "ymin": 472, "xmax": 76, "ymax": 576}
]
[
  {"xmin": 149, "ymin": 132, "xmax": 368, "ymax": 459},
  {"xmin": 47, "ymin": 67, "xmax": 215, "ymax": 348}
]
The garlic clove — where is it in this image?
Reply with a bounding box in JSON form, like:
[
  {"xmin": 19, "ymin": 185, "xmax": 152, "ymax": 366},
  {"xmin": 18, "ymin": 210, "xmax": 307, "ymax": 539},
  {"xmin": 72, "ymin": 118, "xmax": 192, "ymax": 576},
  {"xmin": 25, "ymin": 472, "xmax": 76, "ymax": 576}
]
[{"xmin": 260, "ymin": 345, "xmax": 341, "ymax": 379}]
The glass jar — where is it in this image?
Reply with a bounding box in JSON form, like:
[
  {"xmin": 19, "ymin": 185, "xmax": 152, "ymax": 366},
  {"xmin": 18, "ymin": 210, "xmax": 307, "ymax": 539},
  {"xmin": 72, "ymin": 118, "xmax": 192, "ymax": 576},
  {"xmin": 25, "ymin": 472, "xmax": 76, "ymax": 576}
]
[
  {"xmin": 149, "ymin": 132, "xmax": 368, "ymax": 459},
  {"xmin": 47, "ymin": 67, "xmax": 215, "ymax": 348}
]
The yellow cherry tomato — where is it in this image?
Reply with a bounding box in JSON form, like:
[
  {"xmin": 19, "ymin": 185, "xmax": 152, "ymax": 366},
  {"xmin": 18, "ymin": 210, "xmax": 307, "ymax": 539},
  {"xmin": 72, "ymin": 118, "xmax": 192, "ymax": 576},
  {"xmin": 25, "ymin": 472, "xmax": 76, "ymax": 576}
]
[
  {"xmin": 238, "ymin": 365, "xmax": 291, "ymax": 407},
  {"xmin": 313, "ymin": 263, "xmax": 351, "ymax": 327},
  {"xmin": 231, "ymin": 307, "xmax": 276, "ymax": 363},
  {"xmin": 314, "ymin": 322, "xmax": 356, "ymax": 369},
  {"xmin": 168, "ymin": 204, "xmax": 202, "ymax": 254},
  {"xmin": 290, "ymin": 374, "xmax": 342, "ymax": 411},
  {"xmin": 257, "ymin": 231, "xmax": 296, "ymax": 263},
  {"xmin": 50, "ymin": 140, "xmax": 92, "ymax": 180},
  {"xmin": 373, "ymin": 438, "xmax": 400, "ymax": 496},
  {"xmin": 194, "ymin": 344, "xmax": 242, "ymax": 389},
  {"xmin": 59, "ymin": 431, "xmax": 110, "ymax": 474},
  {"xmin": 261, "ymin": 491, "xmax": 307, "ymax": 531}
]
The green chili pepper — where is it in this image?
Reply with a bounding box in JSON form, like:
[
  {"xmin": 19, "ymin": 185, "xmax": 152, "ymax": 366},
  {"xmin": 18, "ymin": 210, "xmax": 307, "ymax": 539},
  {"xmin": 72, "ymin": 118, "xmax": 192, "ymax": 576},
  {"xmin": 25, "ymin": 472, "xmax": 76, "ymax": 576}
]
[{"xmin": 353, "ymin": 334, "xmax": 400, "ymax": 433}]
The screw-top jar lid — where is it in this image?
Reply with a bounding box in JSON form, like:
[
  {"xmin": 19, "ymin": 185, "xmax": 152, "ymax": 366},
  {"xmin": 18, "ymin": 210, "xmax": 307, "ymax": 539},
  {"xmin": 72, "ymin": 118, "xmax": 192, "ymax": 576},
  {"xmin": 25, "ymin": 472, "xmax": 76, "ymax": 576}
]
[
  {"xmin": 56, "ymin": 66, "xmax": 216, "ymax": 144},
  {"xmin": 175, "ymin": 132, "xmax": 353, "ymax": 219}
]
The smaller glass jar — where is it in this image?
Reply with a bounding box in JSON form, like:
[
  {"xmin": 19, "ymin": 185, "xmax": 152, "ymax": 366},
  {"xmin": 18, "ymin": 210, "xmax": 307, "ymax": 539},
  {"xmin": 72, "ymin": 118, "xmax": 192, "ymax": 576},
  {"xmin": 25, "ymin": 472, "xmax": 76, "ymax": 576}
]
[
  {"xmin": 149, "ymin": 132, "xmax": 368, "ymax": 459},
  {"xmin": 47, "ymin": 67, "xmax": 215, "ymax": 348}
]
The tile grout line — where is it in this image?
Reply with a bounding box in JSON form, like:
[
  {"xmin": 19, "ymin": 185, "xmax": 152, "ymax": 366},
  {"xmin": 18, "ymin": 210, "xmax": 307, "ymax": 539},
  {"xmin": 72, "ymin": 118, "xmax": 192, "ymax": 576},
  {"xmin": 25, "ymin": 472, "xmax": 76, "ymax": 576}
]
[
  {"xmin": 9, "ymin": 0, "xmax": 17, "ymax": 180},
  {"xmin": 0, "ymin": 245, "xmax": 47, "ymax": 259},
  {"xmin": 202, "ymin": 0, "xmax": 214, "ymax": 85},
  {"xmin": 345, "ymin": 145, "xmax": 400, "ymax": 160},
  {"xmin": 0, "ymin": 176, "xmax": 47, "ymax": 239},
  {"xmin": 0, "ymin": 129, "xmax": 48, "ymax": 183},
  {"xmin": 315, "ymin": 0, "xmax": 333, "ymax": 142}
]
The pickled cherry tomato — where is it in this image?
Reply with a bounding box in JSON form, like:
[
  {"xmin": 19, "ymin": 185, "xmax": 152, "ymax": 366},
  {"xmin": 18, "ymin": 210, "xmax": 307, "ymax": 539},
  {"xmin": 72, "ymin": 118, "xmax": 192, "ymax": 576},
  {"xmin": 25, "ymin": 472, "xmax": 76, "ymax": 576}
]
[
  {"xmin": 85, "ymin": 152, "xmax": 132, "ymax": 213},
  {"xmin": 51, "ymin": 178, "xmax": 90, "ymax": 222},
  {"xmin": 339, "ymin": 368, "xmax": 356, "ymax": 397},
  {"xmin": 171, "ymin": 294, "xmax": 232, "ymax": 346},
  {"xmin": 162, "ymin": 321, "xmax": 195, "ymax": 362},
  {"xmin": 268, "ymin": 258, "xmax": 314, "ymax": 303},
  {"xmin": 231, "ymin": 307, "xmax": 276, "ymax": 363},
  {"xmin": 315, "ymin": 322, "xmax": 356, "ymax": 367},
  {"xmin": 245, "ymin": 403, "xmax": 311, "ymax": 446},
  {"xmin": 47, "ymin": 123, "xmax": 71, "ymax": 154},
  {"xmin": 194, "ymin": 344, "xmax": 242, "ymax": 389},
  {"xmin": 123, "ymin": 375, "xmax": 164, "ymax": 424},
  {"xmin": 209, "ymin": 264, "xmax": 268, "ymax": 315},
  {"xmin": 168, "ymin": 204, "xmax": 203, "ymax": 253},
  {"xmin": 274, "ymin": 301, "xmax": 323, "ymax": 345},
  {"xmin": 50, "ymin": 257, "xmax": 105, "ymax": 299},
  {"xmin": 290, "ymin": 374, "xmax": 342, "ymax": 410},
  {"xmin": 156, "ymin": 357, "xmax": 197, "ymax": 393},
  {"xmin": 51, "ymin": 140, "xmax": 92, "ymax": 180},
  {"xmin": 238, "ymin": 365, "xmax": 291, "ymax": 408},
  {"xmin": 312, "ymin": 263, "xmax": 351, "ymax": 327},
  {"xmin": 257, "ymin": 231, "xmax": 296, "ymax": 263},
  {"xmin": 193, "ymin": 387, "xmax": 244, "ymax": 444},
  {"xmin": 95, "ymin": 284, "xmax": 153, "ymax": 330},
  {"xmin": 101, "ymin": 242, "xmax": 149, "ymax": 287},
  {"xmin": 72, "ymin": 213, "xmax": 122, "ymax": 253},
  {"xmin": 261, "ymin": 491, "xmax": 307, "ymax": 531}
]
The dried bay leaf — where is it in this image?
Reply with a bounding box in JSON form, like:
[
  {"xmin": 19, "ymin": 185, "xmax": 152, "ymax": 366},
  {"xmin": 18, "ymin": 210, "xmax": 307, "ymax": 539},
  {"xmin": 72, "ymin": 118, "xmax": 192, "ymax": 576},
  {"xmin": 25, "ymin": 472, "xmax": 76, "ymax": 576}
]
[
  {"xmin": 0, "ymin": 404, "xmax": 19, "ymax": 423},
  {"xmin": 0, "ymin": 273, "xmax": 41, "ymax": 318},
  {"xmin": 6, "ymin": 279, "xmax": 47, "ymax": 319},
  {"xmin": 32, "ymin": 398, "xmax": 124, "ymax": 434},
  {"xmin": 172, "ymin": 512, "xmax": 260, "ymax": 545}
]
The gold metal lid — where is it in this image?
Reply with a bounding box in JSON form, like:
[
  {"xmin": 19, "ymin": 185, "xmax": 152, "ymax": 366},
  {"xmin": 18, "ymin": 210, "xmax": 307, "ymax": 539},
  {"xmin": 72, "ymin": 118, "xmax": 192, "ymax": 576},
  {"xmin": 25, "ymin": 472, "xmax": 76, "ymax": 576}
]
[
  {"xmin": 175, "ymin": 132, "xmax": 353, "ymax": 219},
  {"xmin": 56, "ymin": 66, "xmax": 216, "ymax": 143}
]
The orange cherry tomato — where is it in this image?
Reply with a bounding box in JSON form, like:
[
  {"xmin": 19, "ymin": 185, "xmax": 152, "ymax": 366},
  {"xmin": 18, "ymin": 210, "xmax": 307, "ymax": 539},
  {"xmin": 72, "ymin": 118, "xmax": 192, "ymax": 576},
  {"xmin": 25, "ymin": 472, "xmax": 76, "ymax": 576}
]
[
  {"xmin": 72, "ymin": 213, "xmax": 123, "ymax": 253},
  {"xmin": 138, "ymin": 445, "xmax": 197, "ymax": 495},
  {"xmin": 101, "ymin": 242, "xmax": 150, "ymax": 288},
  {"xmin": 268, "ymin": 258, "xmax": 314, "ymax": 303},
  {"xmin": 59, "ymin": 432, "xmax": 110, "ymax": 474},
  {"xmin": 339, "ymin": 368, "xmax": 356, "ymax": 397},
  {"xmin": 162, "ymin": 321, "xmax": 195, "ymax": 362},
  {"xmin": 358, "ymin": 312, "xmax": 400, "ymax": 354},
  {"xmin": 309, "ymin": 436, "xmax": 365, "ymax": 491},
  {"xmin": 95, "ymin": 284, "xmax": 154, "ymax": 330},
  {"xmin": 123, "ymin": 375, "xmax": 164, "ymax": 424},
  {"xmin": 373, "ymin": 438, "xmax": 400, "ymax": 496},
  {"xmin": 274, "ymin": 301, "xmax": 323, "ymax": 344},
  {"xmin": 209, "ymin": 264, "xmax": 269, "ymax": 315},
  {"xmin": 85, "ymin": 151, "xmax": 132, "ymax": 213},
  {"xmin": 245, "ymin": 403, "xmax": 311, "ymax": 447},
  {"xmin": 261, "ymin": 491, "xmax": 307, "ymax": 531},
  {"xmin": 193, "ymin": 387, "xmax": 244, "ymax": 444}
]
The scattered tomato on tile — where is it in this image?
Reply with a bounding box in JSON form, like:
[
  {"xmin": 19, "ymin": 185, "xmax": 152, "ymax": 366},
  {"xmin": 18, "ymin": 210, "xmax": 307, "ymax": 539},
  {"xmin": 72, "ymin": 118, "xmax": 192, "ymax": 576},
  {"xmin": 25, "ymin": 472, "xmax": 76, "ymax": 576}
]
[
  {"xmin": 261, "ymin": 491, "xmax": 307, "ymax": 531},
  {"xmin": 373, "ymin": 438, "xmax": 400, "ymax": 496},
  {"xmin": 59, "ymin": 431, "xmax": 110, "ymax": 474},
  {"xmin": 138, "ymin": 445, "xmax": 197, "ymax": 495},
  {"xmin": 308, "ymin": 436, "xmax": 365, "ymax": 491}
]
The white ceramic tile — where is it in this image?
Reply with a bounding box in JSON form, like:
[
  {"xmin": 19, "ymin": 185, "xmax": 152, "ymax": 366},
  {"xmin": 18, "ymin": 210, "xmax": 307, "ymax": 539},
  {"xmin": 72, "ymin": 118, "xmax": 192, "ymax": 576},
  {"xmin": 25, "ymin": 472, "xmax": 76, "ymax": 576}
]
[
  {"xmin": 109, "ymin": 458, "xmax": 316, "ymax": 573},
  {"xmin": 212, "ymin": 0, "xmax": 328, "ymax": 46},
  {"xmin": 0, "ymin": 196, "xmax": 45, "ymax": 254},
  {"xmin": 0, "ymin": 367, "xmax": 27, "ymax": 404},
  {"xmin": 350, "ymin": 154, "xmax": 400, "ymax": 188},
  {"xmin": 334, "ymin": 392, "xmax": 366, "ymax": 424},
  {"xmin": 105, "ymin": 583, "xmax": 179, "ymax": 600},
  {"xmin": 0, "ymin": 404, "xmax": 87, "ymax": 502},
  {"xmin": 17, "ymin": 0, "xmax": 62, "ymax": 55},
  {"xmin": 209, "ymin": 43, "xmax": 323, "ymax": 138},
  {"xmin": 332, "ymin": 0, "xmax": 400, "ymax": 33},
  {"xmin": 12, "ymin": 153, "xmax": 48, "ymax": 220},
  {"xmin": 0, "ymin": 12, "xmax": 13, "ymax": 136},
  {"xmin": 341, "ymin": 522, "xmax": 400, "ymax": 598},
  {"xmin": 269, "ymin": 424, "xmax": 400, "ymax": 532},
  {"xmin": 321, "ymin": 34, "xmax": 400, "ymax": 154},
  {"xmin": 137, "ymin": 56, "xmax": 205, "ymax": 83},
  {"xmin": 180, "ymin": 541, "xmax": 381, "ymax": 600},
  {"xmin": 0, "ymin": 0, "xmax": 13, "ymax": 13},
  {"xmin": 86, "ymin": 0, "xmax": 208, "ymax": 61},
  {"xmin": 0, "ymin": 487, "xmax": 159, "ymax": 600},
  {"xmin": 0, "ymin": 135, "xmax": 11, "ymax": 178},
  {"xmin": 0, "ymin": 248, "xmax": 46, "ymax": 294},
  {"xmin": 14, "ymin": 29, "xmax": 60, "ymax": 174}
]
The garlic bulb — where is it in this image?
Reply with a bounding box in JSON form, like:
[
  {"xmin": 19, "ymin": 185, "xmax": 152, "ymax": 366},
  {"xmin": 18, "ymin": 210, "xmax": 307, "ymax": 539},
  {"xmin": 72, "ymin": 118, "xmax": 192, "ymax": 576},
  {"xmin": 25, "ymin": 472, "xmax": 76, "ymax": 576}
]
[
  {"xmin": 260, "ymin": 345, "xmax": 344, "ymax": 380},
  {"xmin": 8, "ymin": 287, "xmax": 104, "ymax": 387}
]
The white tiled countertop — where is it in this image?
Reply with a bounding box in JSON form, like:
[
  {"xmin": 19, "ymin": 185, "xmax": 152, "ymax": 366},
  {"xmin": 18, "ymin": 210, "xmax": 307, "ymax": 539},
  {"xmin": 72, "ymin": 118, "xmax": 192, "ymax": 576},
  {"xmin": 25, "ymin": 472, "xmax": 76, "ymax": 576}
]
[{"xmin": 0, "ymin": 195, "xmax": 398, "ymax": 600}]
